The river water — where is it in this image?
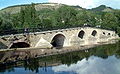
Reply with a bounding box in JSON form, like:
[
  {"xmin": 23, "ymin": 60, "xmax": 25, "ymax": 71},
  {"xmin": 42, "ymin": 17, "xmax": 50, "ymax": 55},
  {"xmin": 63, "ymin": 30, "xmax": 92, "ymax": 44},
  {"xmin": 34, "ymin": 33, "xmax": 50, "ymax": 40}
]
[{"xmin": 0, "ymin": 41, "xmax": 120, "ymax": 74}]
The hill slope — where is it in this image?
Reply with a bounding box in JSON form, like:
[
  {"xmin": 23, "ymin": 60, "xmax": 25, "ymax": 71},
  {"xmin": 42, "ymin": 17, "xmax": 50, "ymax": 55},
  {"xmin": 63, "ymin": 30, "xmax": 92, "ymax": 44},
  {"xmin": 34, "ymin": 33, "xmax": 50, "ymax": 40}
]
[
  {"xmin": 0, "ymin": 3, "xmax": 117, "ymax": 14},
  {"xmin": 0, "ymin": 3, "xmax": 83, "ymax": 14},
  {"xmin": 90, "ymin": 5, "xmax": 114, "ymax": 12}
]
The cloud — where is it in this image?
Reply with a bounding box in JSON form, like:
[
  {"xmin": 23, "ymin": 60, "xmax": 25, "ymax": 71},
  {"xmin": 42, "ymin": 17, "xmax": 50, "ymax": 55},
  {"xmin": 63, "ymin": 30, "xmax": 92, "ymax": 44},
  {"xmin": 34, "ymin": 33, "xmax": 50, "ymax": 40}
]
[
  {"xmin": 1, "ymin": 0, "xmax": 120, "ymax": 9},
  {"xmin": 48, "ymin": 0, "xmax": 120, "ymax": 9},
  {"xmin": 52, "ymin": 56, "xmax": 120, "ymax": 74},
  {"xmin": 48, "ymin": 0, "xmax": 94, "ymax": 8}
]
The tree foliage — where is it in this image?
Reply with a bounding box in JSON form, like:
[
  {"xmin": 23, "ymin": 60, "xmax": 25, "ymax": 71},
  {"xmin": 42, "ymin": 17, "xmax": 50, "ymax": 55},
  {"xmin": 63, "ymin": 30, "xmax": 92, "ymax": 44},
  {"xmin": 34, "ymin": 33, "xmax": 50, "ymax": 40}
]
[{"xmin": 0, "ymin": 4, "xmax": 120, "ymax": 36}]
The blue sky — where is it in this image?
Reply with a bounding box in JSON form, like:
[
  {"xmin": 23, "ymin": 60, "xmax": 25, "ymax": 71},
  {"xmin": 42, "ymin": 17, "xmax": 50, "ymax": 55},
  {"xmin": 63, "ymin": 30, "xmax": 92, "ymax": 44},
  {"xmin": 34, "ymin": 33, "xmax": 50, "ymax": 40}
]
[
  {"xmin": 0, "ymin": 0, "xmax": 120, "ymax": 9},
  {"xmin": 0, "ymin": 0, "xmax": 48, "ymax": 9},
  {"xmin": 49, "ymin": 0, "xmax": 120, "ymax": 9}
]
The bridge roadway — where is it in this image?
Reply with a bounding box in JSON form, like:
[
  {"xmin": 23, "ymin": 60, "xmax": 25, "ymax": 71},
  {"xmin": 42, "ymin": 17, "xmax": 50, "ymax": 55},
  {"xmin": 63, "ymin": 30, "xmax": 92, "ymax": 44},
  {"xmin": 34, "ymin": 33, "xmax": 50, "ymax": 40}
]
[{"xmin": 0, "ymin": 27, "xmax": 119, "ymax": 49}]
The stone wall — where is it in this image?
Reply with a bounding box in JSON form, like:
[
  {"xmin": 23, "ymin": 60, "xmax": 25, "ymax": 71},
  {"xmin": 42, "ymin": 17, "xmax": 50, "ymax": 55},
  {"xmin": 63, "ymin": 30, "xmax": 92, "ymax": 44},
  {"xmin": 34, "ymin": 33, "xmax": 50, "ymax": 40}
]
[{"xmin": 0, "ymin": 27, "xmax": 119, "ymax": 49}]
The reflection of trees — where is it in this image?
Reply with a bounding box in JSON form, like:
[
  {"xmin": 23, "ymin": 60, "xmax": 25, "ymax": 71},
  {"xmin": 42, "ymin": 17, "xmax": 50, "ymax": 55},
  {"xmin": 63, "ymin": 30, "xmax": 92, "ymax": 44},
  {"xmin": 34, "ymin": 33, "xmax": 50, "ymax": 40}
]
[
  {"xmin": 0, "ymin": 63, "xmax": 15, "ymax": 73},
  {"xmin": 55, "ymin": 41, "xmax": 120, "ymax": 66},
  {"xmin": 115, "ymin": 41, "xmax": 120, "ymax": 58},
  {"xmin": 95, "ymin": 41, "xmax": 120, "ymax": 58},
  {"xmin": 23, "ymin": 58, "xmax": 39, "ymax": 73},
  {"xmin": 1, "ymin": 41, "xmax": 120, "ymax": 73}
]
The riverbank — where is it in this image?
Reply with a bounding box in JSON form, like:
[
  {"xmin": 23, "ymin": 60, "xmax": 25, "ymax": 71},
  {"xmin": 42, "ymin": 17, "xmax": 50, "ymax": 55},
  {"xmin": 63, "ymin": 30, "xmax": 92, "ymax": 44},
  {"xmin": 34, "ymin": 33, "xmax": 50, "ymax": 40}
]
[{"xmin": 0, "ymin": 39, "xmax": 119, "ymax": 65}]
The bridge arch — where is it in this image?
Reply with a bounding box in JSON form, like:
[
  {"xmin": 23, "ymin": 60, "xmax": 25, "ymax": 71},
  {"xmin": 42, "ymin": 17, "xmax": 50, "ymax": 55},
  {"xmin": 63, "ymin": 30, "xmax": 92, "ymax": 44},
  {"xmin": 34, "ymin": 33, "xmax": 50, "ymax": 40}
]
[
  {"xmin": 103, "ymin": 32, "xmax": 105, "ymax": 35},
  {"xmin": 78, "ymin": 30, "xmax": 85, "ymax": 39},
  {"xmin": 51, "ymin": 34, "xmax": 66, "ymax": 48},
  {"xmin": 91, "ymin": 30, "xmax": 97, "ymax": 37},
  {"xmin": 108, "ymin": 33, "xmax": 111, "ymax": 36},
  {"xmin": 10, "ymin": 42, "xmax": 30, "ymax": 48}
]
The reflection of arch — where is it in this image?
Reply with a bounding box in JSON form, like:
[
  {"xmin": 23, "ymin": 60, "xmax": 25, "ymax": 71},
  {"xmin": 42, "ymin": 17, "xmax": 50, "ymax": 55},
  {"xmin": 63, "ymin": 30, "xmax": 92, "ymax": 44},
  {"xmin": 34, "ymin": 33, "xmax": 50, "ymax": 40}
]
[
  {"xmin": 51, "ymin": 34, "xmax": 65, "ymax": 48},
  {"xmin": 78, "ymin": 30, "xmax": 85, "ymax": 39},
  {"xmin": 10, "ymin": 42, "xmax": 30, "ymax": 48},
  {"xmin": 91, "ymin": 30, "xmax": 97, "ymax": 36}
]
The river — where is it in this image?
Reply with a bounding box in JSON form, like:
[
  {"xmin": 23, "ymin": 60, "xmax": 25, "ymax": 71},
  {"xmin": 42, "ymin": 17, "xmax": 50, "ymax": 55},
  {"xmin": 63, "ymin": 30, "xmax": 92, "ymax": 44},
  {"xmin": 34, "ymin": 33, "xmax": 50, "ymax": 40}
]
[{"xmin": 0, "ymin": 41, "xmax": 120, "ymax": 74}]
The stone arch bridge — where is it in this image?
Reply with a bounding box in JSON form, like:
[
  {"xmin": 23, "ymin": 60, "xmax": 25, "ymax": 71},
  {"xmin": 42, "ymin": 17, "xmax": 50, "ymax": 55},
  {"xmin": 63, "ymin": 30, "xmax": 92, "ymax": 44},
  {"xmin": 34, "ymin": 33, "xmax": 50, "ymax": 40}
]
[{"xmin": 0, "ymin": 27, "xmax": 118, "ymax": 49}]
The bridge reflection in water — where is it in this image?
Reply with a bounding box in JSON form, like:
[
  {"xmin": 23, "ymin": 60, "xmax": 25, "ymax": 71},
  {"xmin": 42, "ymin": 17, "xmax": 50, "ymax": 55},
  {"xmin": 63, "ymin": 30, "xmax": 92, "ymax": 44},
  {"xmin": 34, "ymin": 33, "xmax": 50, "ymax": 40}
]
[{"xmin": 0, "ymin": 41, "xmax": 120, "ymax": 74}]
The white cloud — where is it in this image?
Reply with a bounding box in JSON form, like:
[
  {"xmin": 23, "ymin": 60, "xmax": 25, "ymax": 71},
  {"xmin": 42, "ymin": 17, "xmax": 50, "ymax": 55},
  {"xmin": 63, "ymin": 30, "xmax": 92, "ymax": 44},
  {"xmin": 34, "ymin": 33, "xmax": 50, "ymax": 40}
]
[
  {"xmin": 48, "ymin": 0, "xmax": 95, "ymax": 8},
  {"xmin": 52, "ymin": 56, "xmax": 120, "ymax": 74},
  {"xmin": 48, "ymin": 0, "xmax": 120, "ymax": 9}
]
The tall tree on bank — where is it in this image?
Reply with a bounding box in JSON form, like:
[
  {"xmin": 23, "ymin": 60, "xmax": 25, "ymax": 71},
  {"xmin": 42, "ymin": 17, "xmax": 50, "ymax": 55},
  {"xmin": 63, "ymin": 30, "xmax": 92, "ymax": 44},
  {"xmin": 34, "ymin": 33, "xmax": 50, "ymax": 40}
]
[
  {"xmin": 54, "ymin": 5, "xmax": 78, "ymax": 28},
  {"xmin": 114, "ymin": 10, "xmax": 120, "ymax": 35},
  {"xmin": 19, "ymin": 3, "xmax": 40, "ymax": 28},
  {"xmin": 101, "ymin": 12, "xmax": 118, "ymax": 30}
]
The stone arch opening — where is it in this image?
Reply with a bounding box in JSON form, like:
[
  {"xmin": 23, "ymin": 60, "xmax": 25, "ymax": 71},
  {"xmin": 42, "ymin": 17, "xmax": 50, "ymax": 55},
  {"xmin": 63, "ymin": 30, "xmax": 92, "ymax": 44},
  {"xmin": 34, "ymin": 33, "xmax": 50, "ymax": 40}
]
[
  {"xmin": 103, "ymin": 32, "xmax": 105, "ymax": 35},
  {"xmin": 91, "ymin": 30, "xmax": 97, "ymax": 36},
  {"xmin": 78, "ymin": 30, "xmax": 85, "ymax": 39},
  {"xmin": 10, "ymin": 42, "xmax": 30, "ymax": 48},
  {"xmin": 108, "ymin": 33, "xmax": 110, "ymax": 35},
  {"xmin": 51, "ymin": 34, "xmax": 65, "ymax": 48}
]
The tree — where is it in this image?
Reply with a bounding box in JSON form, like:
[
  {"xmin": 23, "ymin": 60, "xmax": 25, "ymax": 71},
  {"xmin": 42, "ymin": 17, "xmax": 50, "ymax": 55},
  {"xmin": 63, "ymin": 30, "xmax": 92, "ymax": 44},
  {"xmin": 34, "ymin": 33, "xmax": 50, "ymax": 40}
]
[
  {"xmin": 0, "ymin": 12, "xmax": 13, "ymax": 30},
  {"xmin": 114, "ymin": 10, "xmax": 120, "ymax": 35},
  {"xmin": 54, "ymin": 5, "xmax": 78, "ymax": 28},
  {"xmin": 101, "ymin": 12, "xmax": 118, "ymax": 30},
  {"xmin": 19, "ymin": 3, "xmax": 40, "ymax": 28}
]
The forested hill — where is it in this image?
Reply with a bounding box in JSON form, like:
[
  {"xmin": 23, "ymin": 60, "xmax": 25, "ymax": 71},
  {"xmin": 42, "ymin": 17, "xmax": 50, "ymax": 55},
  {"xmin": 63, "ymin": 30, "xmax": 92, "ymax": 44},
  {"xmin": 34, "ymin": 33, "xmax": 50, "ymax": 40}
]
[
  {"xmin": 0, "ymin": 3, "xmax": 120, "ymax": 36},
  {"xmin": 0, "ymin": 3, "xmax": 115, "ymax": 14},
  {"xmin": 89, "ymin": 5, "xmax": 113, "ymax": 12}
]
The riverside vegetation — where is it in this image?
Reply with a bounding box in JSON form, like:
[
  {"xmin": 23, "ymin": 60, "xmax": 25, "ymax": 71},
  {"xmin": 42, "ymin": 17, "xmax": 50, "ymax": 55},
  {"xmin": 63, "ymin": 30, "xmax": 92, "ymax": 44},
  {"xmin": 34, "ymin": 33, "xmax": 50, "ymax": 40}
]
[{"xmin": 0, "ymin": 3, "xmax": 120, "ymax": 36}]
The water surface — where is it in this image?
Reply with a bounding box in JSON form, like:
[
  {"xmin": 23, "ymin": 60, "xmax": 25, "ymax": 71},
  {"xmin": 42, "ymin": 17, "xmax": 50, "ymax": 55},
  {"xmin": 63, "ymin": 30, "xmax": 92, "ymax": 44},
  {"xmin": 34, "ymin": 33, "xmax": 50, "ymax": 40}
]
[{"xmin": 0, "ymin": 41, "xmax": 120, "ymax": 74}]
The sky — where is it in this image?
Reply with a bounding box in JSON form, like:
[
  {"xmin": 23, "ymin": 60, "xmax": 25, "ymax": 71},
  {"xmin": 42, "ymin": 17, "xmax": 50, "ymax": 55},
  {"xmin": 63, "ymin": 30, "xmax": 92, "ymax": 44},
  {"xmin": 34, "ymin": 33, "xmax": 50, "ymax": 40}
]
[
  {"xmin": 0, "ymin": 0, "xmax": 120, "ymax": 9},
  {"xmin": 0, "ymin": 0, "xmax": 48, "ymax": 9},
  {"xmin": 49, "ymin": 0, "xmax": 120, "ymax": 9}
]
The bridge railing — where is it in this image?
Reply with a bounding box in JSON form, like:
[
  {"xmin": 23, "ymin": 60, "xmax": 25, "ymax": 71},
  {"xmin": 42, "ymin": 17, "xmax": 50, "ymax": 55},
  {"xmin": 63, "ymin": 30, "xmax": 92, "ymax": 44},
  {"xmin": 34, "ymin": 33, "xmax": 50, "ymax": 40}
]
[
  {"xmin": 0, "ymin": 25, "xmax": 83, "ymax": 36},
  {"xmin": 0, "ymin": 25, "xmax": 114, "ymax": 36},
  {"xmin": 0, "ymin": 28, "xmax": 40, "ymax": 36}
]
